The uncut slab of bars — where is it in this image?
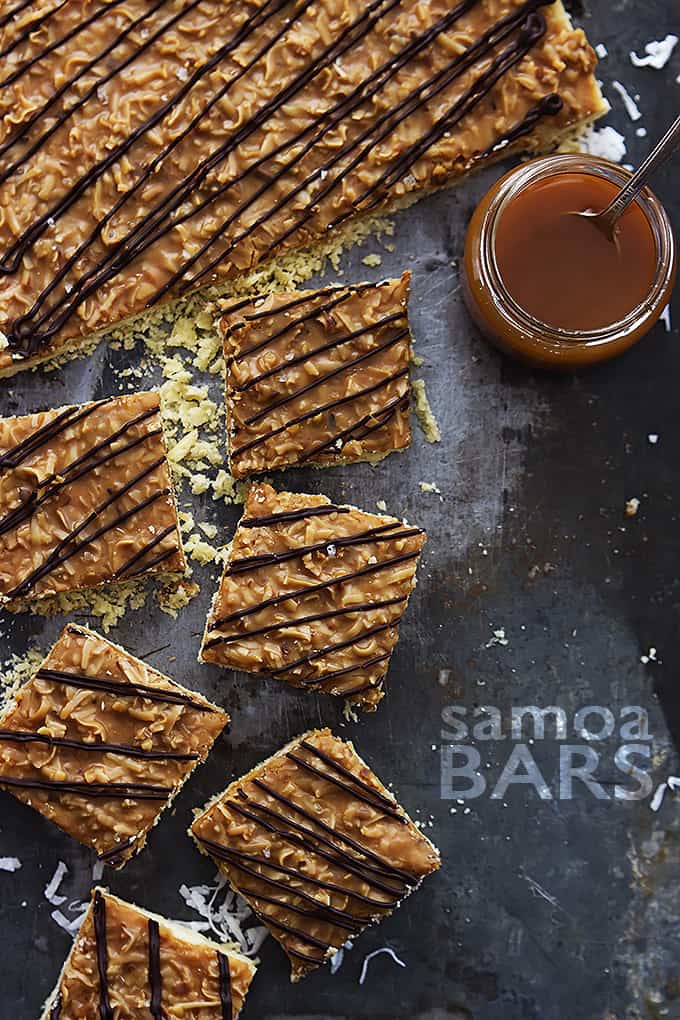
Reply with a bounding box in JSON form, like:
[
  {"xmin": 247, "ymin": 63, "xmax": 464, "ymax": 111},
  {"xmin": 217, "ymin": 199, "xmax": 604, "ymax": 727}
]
[
  {"xmin": 0, "ymin": 0, "xmax": 605, "ymax": 374},
  {"xmin": 0, "ymin": 391, "xmax": 185, "ymax": 604},
  {"xmin": 201, "ymin": 483, "xmax": 425, "ymax": 710},
  {"xmin": 0, "ymin": 624, "xmax": 227, "ymax": 868},
  {"xmin": 191, "ymin": 728, "xmax": 440, "ymax": 982},
  {"xmin": 41, "ymin": 889, "xmax": 256, "ymax": 1020},
  {"xmin": 222, "ymin": 274, "xmax": 413, "ymax": 477}
]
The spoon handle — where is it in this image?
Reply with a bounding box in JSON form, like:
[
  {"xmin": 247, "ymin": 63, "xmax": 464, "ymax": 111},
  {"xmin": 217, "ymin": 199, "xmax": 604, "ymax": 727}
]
[{"xmin": 601, "ymin": 112, "xmax": 680, "ymax": 229}]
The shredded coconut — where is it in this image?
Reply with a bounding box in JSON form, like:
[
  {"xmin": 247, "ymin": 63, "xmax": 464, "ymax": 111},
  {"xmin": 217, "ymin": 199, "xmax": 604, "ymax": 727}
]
[
  {"xmin": 595, "ymin": 43, "xmax": 608, "ymax": 59},
  {"xmin": 178, "ymin": 875, "xmax": 267, "ymax": 957},
  {"xmin": 44, "ymin": 861, "xmax": 69, "ymax": 906},
  {"xmin": 358, "ymin": 947, "xmax": 406, "ymax": 985},
  {"xmin": 630, "ymin": 35, "xmax": 678, "ymax": 69},
  {"xmin": 0, "ymin": 857, "xmax": 21, "ymax": 872},
  {"xmin": 486, "ymin": 627, "xmax": 509, "ymax": 648},
  {"xmin": 576, "ymin": 125, "xmax": 627, "ymax": 163},
  {"xmin": 611, "ymin": 80, "xmax": 642, "ymax": 121}
]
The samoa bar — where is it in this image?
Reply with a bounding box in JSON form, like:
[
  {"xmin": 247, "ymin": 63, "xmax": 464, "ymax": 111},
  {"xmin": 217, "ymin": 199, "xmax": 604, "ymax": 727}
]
[
  {"xmin": 200, "ymin": 483, "xmax": 425, "ymax": 711},
  {"xmin": 190, "ymin": 728, "xmax": 440, "ymax": 981},
  {"xmin": 0, "ymin": 624, "xmax": 228, "ymax": 868}
]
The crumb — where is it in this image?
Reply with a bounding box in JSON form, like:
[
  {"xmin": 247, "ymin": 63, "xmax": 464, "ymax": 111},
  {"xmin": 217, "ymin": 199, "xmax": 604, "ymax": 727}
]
[
  {"xmin": 361, "ymin": 253, "xmax": 382, "ymax": 267},
  {"xmin": 412, "ymin": 379, "xmax": 441, "ymax": 443},
  {"xmin": 625, "ymin": 497, "xmax": 640, "ymax": 517},
  {"xmin": 375, "ymin": 499, "xmax": 388, "ymax": 512},
  {"xmin": 648, "ymin": 433, "xmax": 659, "ymax": 445},
  {"xmin": 485, "ymin": 628, "xmax": 509, "ymax": 649},
  {"xmin": 419, "ymin": 481, "xmax": 442, "ymax": 495}
]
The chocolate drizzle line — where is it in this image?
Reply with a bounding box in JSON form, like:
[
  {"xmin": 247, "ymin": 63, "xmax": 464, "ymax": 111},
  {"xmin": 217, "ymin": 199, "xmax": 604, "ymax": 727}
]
[
  {"xmin": 240, "ymin": 504, "xmax": 350, "ymax": 528},
  {"xmin": 230, "ymin": 367, "xmax": 409, "ymax": 460},
  {"xmin": 251, "ymin": 777, "xmax": 412, "ymax": 880},
  {"xmin": 1, "ymin": 0, "xmax": 128, "ymax": 90},
  {"xmin": 0, "ymin": 411, "xmax": 162, "ymax": 539},
  {"xmin": 297, "ymin": 649, "xmax": 392, "ymax": 688},
  {"xmin": 204, "ymin": 595, "xmax": 408, "ymax": 649},
  {"xmin": 287, "ymin": 749, "xmax": 403, "ymax": 822},
  {"xmin": 227, "ymin": 522, "xmax": 422, "ymax": 574},
  {"xmin": 0, "ymin": 728, "xmax": 199, "ymax": 761},
  {"xmin": 0, "ymin": 0, "xmax": 172, "ymax": 164},
  {"xmin": 0, "ymin": 400, "xmax": 101, "ymax": 471},
  {"xmin": 194, "ymin": 833, "xmax": 395, "ymax": 909},
  {"xmin": 233, "ymin": 312, "xmax": 406, "ymax": 393},
  {"xmin": 0, "ymin": 775, "xmax": 173, "ymax": 800},
  {"xmin": 227, "ymin": 283, "xmax": 391, "ymax": 364},
  {"xmin": 298, "ymin": 392, "xmax": 409, "ymax": 463},
  {"xmin": 241, "ymin": 328, "xmax": 410, "ymax": 427},
  {"xmin": 0, "ymin": 0, "xmax": 69, "ymax": 61},
  {"xmin": 93, "ymin": 890, "xmax": 113, "ymax": 1020},
  {"xmin": 478, "ymin": 91, "xmax": 563, "ymax": 158},
  {"xmin": 212, "ymin": 548, "xmax": 420, "ymax": 628},
  {"xmin": 36, "ymin": 666, "xmax": 212, "ymax": 712},
  {"xmin": 217, "ymin": 951, "xmax": 232, "ymax": 1020},
  {"xmin": 97, "ymin": 835, "xmax": 138, "ymax": 862},
  {"xmin": 7, "ymin": 459, "xmax": 170, "ymax": 598},
  {"xmin": 113, "ymin": 523, "xmax": 178, "ymax": 578},
  {"xmin": 226, "ymin": 278, "xmax": 386, "ymax": 326},
  {"xmin": 269, "ymin": 620, "xmax": 398, "ymax": 678},
  {"xmin": 148, "ymin": 919, "xmax": 163, "ymax": 1020},
  {"xmin": 227, "ymin": 796, "xmax": 404, "ymax": 897},
  {"xmin": 298, "ymin": 739, "xmax": 400, "ymax": 811},
  {"xmin": 0, "ymin": 0, "xmax": 560, "ymax": 356}
]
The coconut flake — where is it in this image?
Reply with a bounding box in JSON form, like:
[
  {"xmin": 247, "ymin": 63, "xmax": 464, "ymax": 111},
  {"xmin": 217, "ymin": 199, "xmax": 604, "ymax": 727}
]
[
  {"xmin": 578, "ymin": 126, "xmax": 627, "ymax": 163},
  {"xmin": 51, "ymin": 905, "xmax": 88, "ymax": 937},
  {"xmin": 44, "ymin": 861, "xmax": 68, "ymax": 906},
  {"xmin": 630, "ymin": 35, "xmax": 678, "ymax": 70},
  {"xmin": 661, "ymin": 305, "xmax": 672, "ymax": 333},
  {"xmin": 595, "ymin": 43, "xmax": 608, "ymax": 59},
  {"xmin": 0, "ymin": 857, "xmax": 21, "ymax": 872},
  {"xmin": 178, "ymin": 875, "xmax": 267, "ymax": 956},
  {"xmin": 359, "ymin": 946, "xmax": 406, "ymax": 985},
  {"xmin": 611, "ymin": 81, "xmax": 642, "ymax": 121}
]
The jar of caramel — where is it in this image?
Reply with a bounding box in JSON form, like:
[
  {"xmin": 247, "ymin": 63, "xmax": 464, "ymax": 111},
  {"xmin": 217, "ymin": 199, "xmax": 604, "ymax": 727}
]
[{"xmin": 463, "ymin": 154, "xmax": 676, "ymax": 370}]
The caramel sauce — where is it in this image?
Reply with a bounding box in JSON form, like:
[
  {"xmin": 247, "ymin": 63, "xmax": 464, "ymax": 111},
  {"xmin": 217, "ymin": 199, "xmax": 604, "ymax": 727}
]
[{"xmin": 494, "ymin": 172, "xmax": 658, "ymax": 332}]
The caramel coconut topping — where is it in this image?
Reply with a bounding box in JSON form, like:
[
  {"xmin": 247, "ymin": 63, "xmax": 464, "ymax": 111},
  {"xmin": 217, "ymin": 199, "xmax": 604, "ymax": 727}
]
[
  {"xmin": 0, "ymin": 0, "xmax": 605, "ymax": 374},
  {"xmin": 0, "ymin": 624, "xmax": 228, "ymax": 868},
  {"xmin": 0, "ymin": 391, "xmax": 185, "ymax": 603},
  {"xmin": 222, "ymin": 273, "xmax": 412, "ymax": 477},
  {"xmin": 41, "ymin": 888, "xmax": 256, "ymax": 1019},
  {"xmin": 191, "ymin": 728, "xmax": 440, "ymax": 982},
  {"xmin": 201, "ymin": 483, "xmax": 425, "ymax": 710}
]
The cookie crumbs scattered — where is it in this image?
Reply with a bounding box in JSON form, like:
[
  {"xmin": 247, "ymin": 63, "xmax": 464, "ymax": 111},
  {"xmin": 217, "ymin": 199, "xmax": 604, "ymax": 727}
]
[
  {"xmin": 155, "ymin": 578, "xmax": 200, "ymax": 618},
  {"xmin": 9, "ymin": 583, "xmax": 148, "ymax": 633},
  {"xmin": 376, "ymin": 500, "xmax": 388, "ymax": 512},
  {"xmin": 361, "ymin": 253, "xmax": 382, "ymax": 267},
  {"xmin": 419, "ymin": 481, "xmax": 442, "ymax": 495},
  {"xmin": 412, "ymin": 379, "xmax": 441, "ymax": 443},
  {"xmin": 625, "ymin": 497, "xmax": 640, "ymax": 517},
  {"xmin": 485, "ymin": 628, "xmax": 509, "ymax": 649}
]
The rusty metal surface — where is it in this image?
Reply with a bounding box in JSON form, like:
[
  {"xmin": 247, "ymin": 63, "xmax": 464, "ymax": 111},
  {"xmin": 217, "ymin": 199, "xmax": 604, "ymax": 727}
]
[{"xmin": 1, "ymin": 3, "xmax": 679, "ymax": 1018}]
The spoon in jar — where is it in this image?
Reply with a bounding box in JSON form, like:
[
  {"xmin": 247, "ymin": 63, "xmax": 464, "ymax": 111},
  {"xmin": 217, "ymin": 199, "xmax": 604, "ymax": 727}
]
[{"xmin": 574, "ymin": 112, "xmax": 680, "ymax": 243}]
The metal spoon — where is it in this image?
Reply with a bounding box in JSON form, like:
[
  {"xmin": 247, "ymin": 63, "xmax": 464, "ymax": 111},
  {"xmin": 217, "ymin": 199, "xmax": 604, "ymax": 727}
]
[{"xmin": 576, "ymin": 112, "xmax": 680, "ymax": 242}]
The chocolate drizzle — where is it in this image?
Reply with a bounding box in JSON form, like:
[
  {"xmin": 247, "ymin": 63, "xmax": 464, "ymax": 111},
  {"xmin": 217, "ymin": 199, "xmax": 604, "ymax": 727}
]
[
  {"xmin": 0, "ymin": 774, "xmax": 173, "ymax": 800},
  {"xmin": 0, "ymin": 0, "xmax": 563, "ymax": 357},
  {"xmin": 240, "ymin": 504, "xmax": 350, "ymax": 528},
  {"xmin": 217, "ymin": 952, "xmax": 232, "ymax": 1020},
  {"xmin": 35, "ymin": 666, "xmax": 212, "ymax": 712},
  {"xmin": 97, "ymin": 835, "xmax": 138, "ymax": 863},
  {"xmin": 227, "ymin": 522, "xmax": 422, "ymax": 575},
  {"xmin": 269, "ymin": 620, "xmax": 398, "ymax": 678},
  {"xmin": 478, "ymin": 91, "xmax": 563, "ymax": 158},
  {"xmin": 0, "ymin": 728, "xmax": 199, "ymax": 761},
  {"xmin": 212, "ymin": 548, "xmax": 421, "ymax": 628},
  {"xmin": 148, "ymin": 919, "xmax": 163, "ymax": 1020},
  {"xmin": 204, "ymin": 594, "xmax": 407, "ymax": 649},
  {"xmin": 93, "ymin": 891, "xmax": 113, "ymax": 1020}
]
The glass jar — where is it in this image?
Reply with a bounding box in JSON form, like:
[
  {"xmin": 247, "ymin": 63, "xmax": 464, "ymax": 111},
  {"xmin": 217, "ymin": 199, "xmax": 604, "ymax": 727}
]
[{"xmin": 462, "ymin": 154, "xmax": 676, "ymax": 370}]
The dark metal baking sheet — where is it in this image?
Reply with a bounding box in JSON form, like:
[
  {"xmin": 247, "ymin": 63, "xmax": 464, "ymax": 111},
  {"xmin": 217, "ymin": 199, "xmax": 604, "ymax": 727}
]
[{"xmin": 2, "ymin": 2, "xmax": 680, "ymax": 1018}]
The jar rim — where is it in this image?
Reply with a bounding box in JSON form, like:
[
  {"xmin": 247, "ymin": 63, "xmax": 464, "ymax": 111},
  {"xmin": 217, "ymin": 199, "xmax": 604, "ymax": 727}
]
[{"xmin": 479, "ymin": 154, "xmax": 676, "ymax": 346}]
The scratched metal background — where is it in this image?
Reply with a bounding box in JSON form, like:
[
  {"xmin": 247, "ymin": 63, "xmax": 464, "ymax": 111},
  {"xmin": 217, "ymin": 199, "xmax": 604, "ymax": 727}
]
[{"xmin": 1, "ymin": 3, "xmax": 679, "ymax": 1018}]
